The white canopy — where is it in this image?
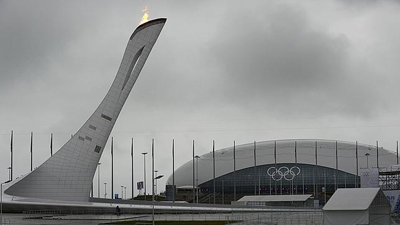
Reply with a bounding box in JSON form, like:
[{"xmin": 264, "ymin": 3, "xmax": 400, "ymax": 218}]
[
  {"xmin": 323, "ymin": 188, "xmax": 391, "ymax": 225},
  {"xmin": 323, "ymin": 188, "xmax": 380, "ymax": 210}
]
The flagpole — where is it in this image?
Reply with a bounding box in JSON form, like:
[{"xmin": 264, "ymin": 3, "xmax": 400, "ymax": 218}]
[
  {"xmin": 335, "ymin": 141, "xmax": 338, "ymax": 191},
  {"xmin": 315, "ymin": 141, "xmax": 318, "ymax": 198},
  {"xmin": 213, "ymin": 140, "xmax": 216, "ymax": 204},
  {"xmin": 397, "ymin": 141, "xmax": 399, "ymax": 165},
  {"xmin": 131, "ymin": 138, "xmax": 134, "ymax": 199},
  {"xmin": 10, "ymin": 130, "xmax": 13, "ymax": 181},
  {"xmin": 274, "ymin": 141, "xmax": 277, "ymax": 195},
  {"xmin": 356, "ymin": 141, "xmax": 359, "ymax": 188},
  {"xmin": 192, "ymin": 140, "xmax": 195, "ymax": 203},
  {"xmin": 50, "ymin": 133, "xmax": 53, "ymax": 156},
  {"xmin": 30, "ymin": 132, "xmax": 33, "ymax": 171},
  {"xmin": 376, "ymin": 141, "xmax": 379, "ymax": 169},
  {"xmin": 111, "ymin": 137, "xmax": 114, "ymax": 199},
  {"xmin": 233, "ymin": 141, "xmax": 236, "ymax": 201},
  {"xmin": 254, "ymin": 141, "xmax": 257, "ymax": 195},
  {"xmin": 172, "ymin": 139, "xmax": 175, "ymax": 203},
  {"xmin": 295, "ymin": 141, "xmax": 297, "ymax": 194},
  {"xmin": 152, "ymin": 139, "xmax": 155, "ymax": 225}
]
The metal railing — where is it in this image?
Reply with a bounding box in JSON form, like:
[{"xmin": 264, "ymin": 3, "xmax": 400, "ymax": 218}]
[
  {"xmin": 231, "ymin": 211, "xmax": 323, "ymax": 225},
  {"xmin": 16, "ymin": 210, "xmax": 325, "ymax": 225}
]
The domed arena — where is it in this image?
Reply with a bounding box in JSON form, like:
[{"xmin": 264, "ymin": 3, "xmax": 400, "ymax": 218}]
[{"xmin": 166, "ymin": 139, "xmax": 396, "ymax": 204}]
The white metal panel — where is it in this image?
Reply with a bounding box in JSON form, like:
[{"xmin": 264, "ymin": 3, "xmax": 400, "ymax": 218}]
[
  {"xmin": 167, "ymin": 139, "xmax": 396, "ymax": 188},
  {"xmin": 324, "ymin": 210, "xmax": 369, "ymax": 225},
  {"xmin": 323, "ymin": 188, "xmax": 379, "ymax": 211}
]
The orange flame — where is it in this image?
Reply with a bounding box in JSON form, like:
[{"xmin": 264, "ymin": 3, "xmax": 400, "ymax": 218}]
[{"xmin": 139, "ymin": 6, "xmax": 149, "ymax": 25}]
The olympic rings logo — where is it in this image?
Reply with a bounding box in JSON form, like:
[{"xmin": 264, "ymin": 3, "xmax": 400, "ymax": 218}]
[
  {"xmin": 363, "ymin": 171, "xmax": 370, "ymax": 178},
  {"xmin": 267, "ymin": 166, "xmax": 301, "ymax": 181}
]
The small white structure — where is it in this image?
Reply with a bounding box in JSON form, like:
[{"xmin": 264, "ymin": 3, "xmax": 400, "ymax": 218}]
[
  {"xmin": 323, "ymin": 188, "xmax": 391, "ymax": 225},
  {"xmin": 234, "ymin": 194, "xmax": 312, "ymax": 207}
]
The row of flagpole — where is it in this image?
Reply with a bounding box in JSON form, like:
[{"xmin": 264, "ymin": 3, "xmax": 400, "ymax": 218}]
[
  {"xmin": 9, "ymin": 131, "xmax": 63, "ymax": 182},
  {"xmin": 5, "ymin": 131, "xmax": 400, "ymax": 203},
  {"xmin": 184, "ymin": 139, "xmax": 400, "ymax": 203}
]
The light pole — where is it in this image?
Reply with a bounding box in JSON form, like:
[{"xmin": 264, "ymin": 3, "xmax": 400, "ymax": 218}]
[
  {"xmin": 365, "ymin": 153, "xmax": 370, "ymax": 168},
  {"xmin": 153, "ymin": 174, "xmax": 164, "ymax": 225},
  {"xmin": 111, "ymin": 137, "xmax": 114, "ymax": 199},
  {"xmin": 212, "ymin": 140, "xmax": 216, "ymax": 204},
  {"xmin": 151, "ymin": 139, "xmax": 155, "ymax": 225},
  {"xmin": 30, "ymin": 132, "xmax": 33, "ymax": 171},
  {"xmin": 253, "ymin": 141, "xmax": 257, "ymax": 196},
  {"xmin": 233, "ymin": 141, "xmax": 236, "ymax": 201},
  {"xmin": 10, "ymin": 131, "xmax": 13, "ymax": 182},
  {"xmin": 192, "ymin": 140, "xmax": 195, "ymax": 203},
  {"xmin": 155, "ymin": 170, "xmax": 158, "ymax": 196},
  {"xmin": 1, "ymin": 180, "xmax": 11, "ymax": 225},
  {"xmin": 104, "ymin": 182, "xmax": 107, "ymax": 199},
  {"xmin": 7, "ymin": 168, "xmax": 11, "ymax": 181},
  {"xmin": 131, "ymin": 138, "xmax": 134, "ymax": 200},
  {"xmin": 50, "ymin": 133, "xmax": 53, "ymax": 156},
  {"xmin": 121, "ymin": 186, "xmax": 124, "ymax": 199},
  {"xmin": 97, "ymin": 163, "xmax": 101, "ymax": 198},
  {"xmin": 142, "ymin": 152, "xmax": 148, "ymax": 200},
  {"xmin": 195, "ymin": 155, "xmax": 200, "ymax": 203},
  {"xmin": 172, "ymin": 139, "xmax": 175, "ymax": 203},
  {"xmin": 154, "ymin": 175, "xmax": 164, "ymax": 200}
]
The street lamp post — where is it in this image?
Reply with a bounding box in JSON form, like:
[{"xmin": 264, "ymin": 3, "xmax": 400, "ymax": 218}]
[
  {"xmin": 195, "ymin": 155, "xmax": 200, "ymax": 203},
  {"xmin": 131, "ymin": 138, "xmax": 134, "ymax": 200},
  {"xmin": 1, "ymin": 180, "xmax": 11, "ymax": 225},
  {"xmin": 30, "ymin": 132, "xmax": 33, "ymax": 172},
  {"xmin": 172, "ymin": 139, "xmax": 175, "ymax": 203},
  {"xmin": 233, "ymin": 141, "xmax": 236, "ymax": 201},
  {"xmin": 154, "ymin": 175, "xmax": 164, "ymax": 201},
  {"xmin": 155, "ymin": 170, "xmax": 158, "ymax": 197},
  {"xmin": 142, "ymin": 152, "xmax": 148, "ymax": 201},
  {"xmin": 365, "ymin": 153, "xmax": 370, "ymax": 168},
  {"xmin": 10, "ymin": 130, "xmax": 13, "ymax": 182},
  {"xmin": 121, "ymin": 186, "xmax": 124, "ymax": 200},
  {"xmin": 153, "ymin": 174, "xmax": 164, "ymax": 225},
  {"xmin": 97, "ymin": 163, "xmax": 101, "ymax": 198},
  {"xmin": 111, "ymin": 137, "xmax": 114, "ymax": 199},
  {"xmin": 104, "ymin": 183, "xmax": 107, "ymax": 199},
  {"xmin": 50, "ymin": 133, "xmax": 53, "ymax": 157},
  {"xmin": 7, "ymin": 168, "xmax": 11, "ymax": 182},
  {"xmin": 213, "ymin": 140, "xmax": 216, "ymax": 204},
  {"xmin": 192, "ymin": 140, "xmax": 195, "ymax": 203},
  {"xmin": 151, "ymin": 139, "xmax": 155, "ymax": 225}
]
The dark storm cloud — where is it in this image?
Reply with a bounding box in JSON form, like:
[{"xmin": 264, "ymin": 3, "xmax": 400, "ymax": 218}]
[
  {"xmin": 0, "ymin": 1, "xmax": 79, "ymax": 86},
  {"xmin": 0, "ymin": 0, "xmax": 146, "ymax": 130},
  {"xmin": 0, "ymin": 0, "xmax": 138, "ymax": 88},
  {"xmin": 206, "ymin": 3, "xmax": 381, "ymax": 118},
  {"xmin": 126, "ymin": 1, "xmax": 400, "ymax": 123}
]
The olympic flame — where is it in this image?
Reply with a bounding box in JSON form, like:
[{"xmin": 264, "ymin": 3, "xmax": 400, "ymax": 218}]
[{"xmin": 139, "ymin": 6, "xmax": 149, "ymax": 25}]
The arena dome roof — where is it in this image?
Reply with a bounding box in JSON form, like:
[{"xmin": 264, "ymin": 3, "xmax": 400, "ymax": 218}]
[{"xmin": 166, "ymin": 139, "xmax": 396, "ymax": 188}]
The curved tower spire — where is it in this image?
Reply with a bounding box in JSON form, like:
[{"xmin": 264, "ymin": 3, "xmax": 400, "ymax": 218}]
[{"xmin": 5, "ymin": 18, "xmax": 167, "ymax": 202}]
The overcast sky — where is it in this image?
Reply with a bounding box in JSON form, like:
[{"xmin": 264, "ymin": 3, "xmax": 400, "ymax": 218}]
[{"xmin": 1, "ymin": 0, "xmax": 400, "ymax": 197}]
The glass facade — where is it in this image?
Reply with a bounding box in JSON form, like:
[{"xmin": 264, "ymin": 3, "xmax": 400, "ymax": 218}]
[{"xmin": 198, "ymin": 163, "xmax": 358, "ymax": 203}]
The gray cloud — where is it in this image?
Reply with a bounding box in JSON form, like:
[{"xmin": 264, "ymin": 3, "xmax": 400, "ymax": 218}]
[
  {"xmin": 204, "ymin": 3, "xmax": 380, "ymax": 119},
  {"xmin": 1, "ymin": 0, "xmax": 400, "ymax": 195}
]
